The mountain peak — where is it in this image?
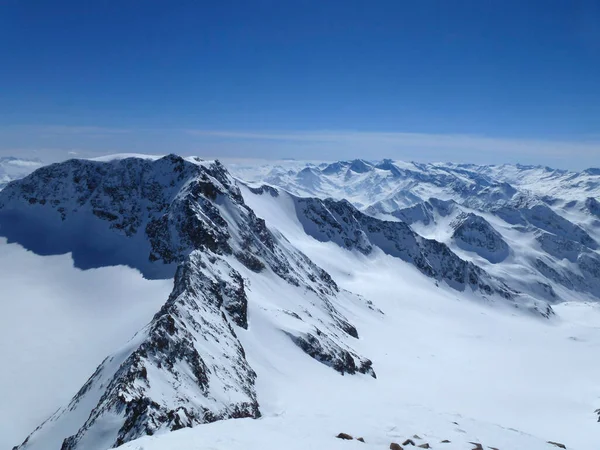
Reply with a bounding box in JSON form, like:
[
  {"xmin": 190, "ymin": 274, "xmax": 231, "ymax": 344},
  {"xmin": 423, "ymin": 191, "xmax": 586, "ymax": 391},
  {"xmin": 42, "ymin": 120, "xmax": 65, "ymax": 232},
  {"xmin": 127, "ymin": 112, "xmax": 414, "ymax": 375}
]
[{"xmin": 347, "ymin": 159, "xmax": 373, "ymax": 173}]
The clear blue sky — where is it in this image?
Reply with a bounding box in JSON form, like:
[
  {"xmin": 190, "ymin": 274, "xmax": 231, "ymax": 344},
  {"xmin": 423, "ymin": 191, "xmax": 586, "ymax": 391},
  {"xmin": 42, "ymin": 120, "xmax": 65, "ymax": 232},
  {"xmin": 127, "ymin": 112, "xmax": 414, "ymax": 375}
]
[{"xmin": 1, "ymin": 0, "xmax": 599, "ymax": 168}]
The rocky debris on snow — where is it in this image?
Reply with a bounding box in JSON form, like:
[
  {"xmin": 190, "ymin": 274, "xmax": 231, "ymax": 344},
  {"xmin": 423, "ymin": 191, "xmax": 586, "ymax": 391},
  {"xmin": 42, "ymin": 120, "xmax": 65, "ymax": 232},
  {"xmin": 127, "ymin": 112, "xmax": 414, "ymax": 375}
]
[
  {"xmin": 417, "ymin": 444, "xmax": 430, "ymax": 449},
  {"xmin": 403, "ymin": 438, "xmax": 416, "ymax": 445},
  {"xmin": 547, "ymin": 442, "xmax": 566, "ymax": 449},
  {"xmin": 390, "ymin": 443, "xmax": 404, "ymax": 450},
  {"xmin": 287, "ymin": 330, "xmax": 375, "ymax": 377},
  {"xmin": 357, "ymin": 437, "xmax": 365, "ymax": 442},
  {"xmin": 440, "ymin": 440, "xmax": 451, "ymax": 443},
  {"xmin": 470, "ymin": 443, "xmax": 483, "ymax": 450},
  {"xmin": 336, "ymin": 433, "xmax": 353, "ymax": 440}
]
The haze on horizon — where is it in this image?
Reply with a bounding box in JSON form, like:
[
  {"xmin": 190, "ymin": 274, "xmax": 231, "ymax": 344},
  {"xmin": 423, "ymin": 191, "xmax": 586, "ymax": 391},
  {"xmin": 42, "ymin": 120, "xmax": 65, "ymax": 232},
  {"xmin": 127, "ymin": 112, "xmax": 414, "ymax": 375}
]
[{"xmin": 1, "ymin": 1, "xmax": 599, "ymax": 170}]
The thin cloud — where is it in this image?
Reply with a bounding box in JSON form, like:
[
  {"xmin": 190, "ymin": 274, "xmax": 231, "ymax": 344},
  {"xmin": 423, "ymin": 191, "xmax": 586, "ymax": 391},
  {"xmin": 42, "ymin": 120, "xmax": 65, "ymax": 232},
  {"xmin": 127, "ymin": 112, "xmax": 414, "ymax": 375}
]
[
  {"xmin": 186, "ymin": 129, "xmax": 600, "ymax": 158},
  {"xmin": 40, "ymin": 126, "xmax": 133, "ymax": 136}
]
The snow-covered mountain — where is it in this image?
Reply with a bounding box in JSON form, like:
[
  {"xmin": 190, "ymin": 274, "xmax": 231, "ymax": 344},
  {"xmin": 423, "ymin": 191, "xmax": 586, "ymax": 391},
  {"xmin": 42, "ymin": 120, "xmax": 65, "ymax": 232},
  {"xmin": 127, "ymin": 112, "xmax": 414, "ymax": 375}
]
[
  {"xmin": 2, "ymin": 155, "xmax": 599, "ymax": 450},
  {"xmin": 231, "ymin": 159, "xmax": 600, "ymax": 209}
]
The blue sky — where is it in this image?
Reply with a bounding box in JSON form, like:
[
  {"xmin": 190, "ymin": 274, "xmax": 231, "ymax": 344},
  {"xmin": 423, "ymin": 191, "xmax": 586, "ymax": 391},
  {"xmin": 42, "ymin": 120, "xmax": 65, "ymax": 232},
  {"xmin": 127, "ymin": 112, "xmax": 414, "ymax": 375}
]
[{"xmin": 1, "ymin": 0, "xmax": 599, "ymax": 168}]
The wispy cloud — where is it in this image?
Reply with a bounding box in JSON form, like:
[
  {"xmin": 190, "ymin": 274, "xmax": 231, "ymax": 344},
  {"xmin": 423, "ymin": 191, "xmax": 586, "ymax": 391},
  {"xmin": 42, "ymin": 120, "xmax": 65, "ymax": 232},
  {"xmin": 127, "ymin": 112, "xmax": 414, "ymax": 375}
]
[
  {"xmin": 39, "ymin": 126, "xmax": 133, "ymax": 136},
  {"xmin": 186, "ymin": 129, "xmax": 600, "ymax": 158}
]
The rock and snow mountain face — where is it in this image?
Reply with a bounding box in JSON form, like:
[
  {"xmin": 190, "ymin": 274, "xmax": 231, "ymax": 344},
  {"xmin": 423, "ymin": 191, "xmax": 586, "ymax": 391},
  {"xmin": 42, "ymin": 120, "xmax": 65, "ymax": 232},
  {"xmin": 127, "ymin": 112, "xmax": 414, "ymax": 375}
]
[
  {"xmin": 231, "ymin": 159, "xmax": 600, "ymax": 304},
  {"xmin": 1, "ymin": 155, "xmax": 375, "ymax": 450},
  {"xmin": 0, "ymin": 156, "xmax": 44, "ymax": 190},
  {"xmin": 2, "ymin": 155, "xmax": 600, "ymax": 450},
  {"xmin": 245, "ymin": 185, "xmax": 551, "ymax": 317},
  {"xmin": 450, "ymin": 212, "xmax": 510, "ymax": 264}
]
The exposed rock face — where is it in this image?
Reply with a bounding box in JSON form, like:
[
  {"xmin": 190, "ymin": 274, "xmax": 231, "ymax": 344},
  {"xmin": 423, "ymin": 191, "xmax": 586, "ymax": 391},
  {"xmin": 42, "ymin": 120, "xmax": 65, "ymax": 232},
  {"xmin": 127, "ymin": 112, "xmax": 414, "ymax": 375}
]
[
  {"xmin": 585, "ymin": 197, "xmax": 600, "ymax": 218},
  {"xmin": 451, "ymin": 213, "xmax": 510, "ymax": 263},
  {"xmin": 391, "ymin": 201, "xmax": 436, "ymax": 225},
  {"xmin": 4, "ymin": 155, "xmax": 375, "ymax": 450},
  {"xmin": 523, "ymin": 205, "xmax": 597, "ymax": 250},
  {"xmin": 492, "ymin": 204, "xmax": 597, "ymax": 250},
  {"xmin": 536, "ymin": 231, "xmax": 584, "ymax": 263},
  {"xmin": 533, "ymin": 231, "xmax": 600, "ymax": 296},
  {"xmin": 288, "ymin": 330, "xmax": 375, "ymax": 377}
]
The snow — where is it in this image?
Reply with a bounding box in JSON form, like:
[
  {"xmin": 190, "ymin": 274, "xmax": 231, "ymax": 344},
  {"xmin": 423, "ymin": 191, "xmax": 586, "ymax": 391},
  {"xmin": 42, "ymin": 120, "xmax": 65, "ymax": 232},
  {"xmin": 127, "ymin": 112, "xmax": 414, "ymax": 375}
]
[{"xmin": 0, "ymin": 238, "xmax": 173, "ymax": 449}]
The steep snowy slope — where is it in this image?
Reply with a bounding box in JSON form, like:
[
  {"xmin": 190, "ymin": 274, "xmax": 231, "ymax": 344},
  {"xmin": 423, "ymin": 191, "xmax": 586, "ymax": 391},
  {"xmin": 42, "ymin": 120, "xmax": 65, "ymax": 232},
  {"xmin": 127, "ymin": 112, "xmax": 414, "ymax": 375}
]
[{"xmin": 2, "ymin": 155, "xmax": 374, "ymax": 450}]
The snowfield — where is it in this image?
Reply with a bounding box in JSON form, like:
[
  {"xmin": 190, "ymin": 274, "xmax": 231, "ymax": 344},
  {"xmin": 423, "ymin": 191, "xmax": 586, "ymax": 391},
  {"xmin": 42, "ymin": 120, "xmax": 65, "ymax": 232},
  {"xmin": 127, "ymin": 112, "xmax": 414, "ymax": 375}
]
[{"xmin": 1, "ymin": 155, "xmax": 599, "ymax": 450}]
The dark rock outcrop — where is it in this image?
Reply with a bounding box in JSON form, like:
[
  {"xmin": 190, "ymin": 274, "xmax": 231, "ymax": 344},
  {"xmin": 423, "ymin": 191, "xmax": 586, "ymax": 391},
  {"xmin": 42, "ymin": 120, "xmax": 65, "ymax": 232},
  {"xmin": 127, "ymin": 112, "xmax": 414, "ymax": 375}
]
[{"xmin": 451, "ymin": 213, "xmax": 510, "ymax": 263}]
